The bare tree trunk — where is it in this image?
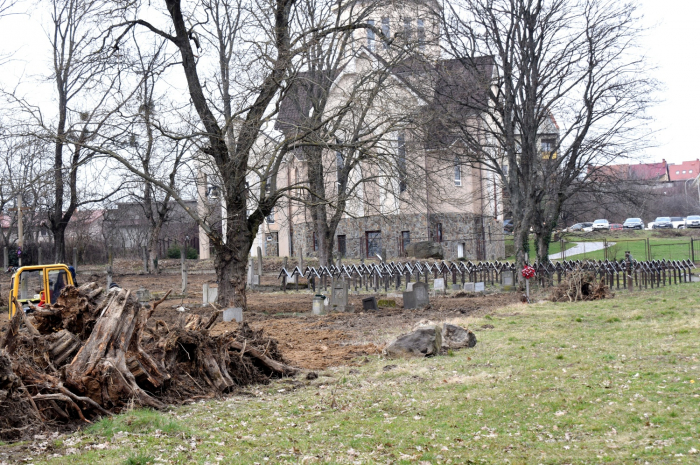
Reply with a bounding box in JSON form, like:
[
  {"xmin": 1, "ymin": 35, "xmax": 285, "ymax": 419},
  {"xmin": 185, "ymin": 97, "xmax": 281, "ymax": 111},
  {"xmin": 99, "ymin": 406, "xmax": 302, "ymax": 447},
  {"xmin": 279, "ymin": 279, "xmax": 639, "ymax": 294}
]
[
  {"xmin": 147, "ymin": 225, "xmax": 161, "ymax": 273},
  {"xmin": 53, "ymin": 225, "xmax": 67, "ymax": 264}
]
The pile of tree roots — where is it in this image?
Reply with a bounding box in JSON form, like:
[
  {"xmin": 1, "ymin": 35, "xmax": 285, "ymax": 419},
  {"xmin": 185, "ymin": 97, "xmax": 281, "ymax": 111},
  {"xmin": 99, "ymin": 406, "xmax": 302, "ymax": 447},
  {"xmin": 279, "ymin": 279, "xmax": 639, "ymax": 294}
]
[
  {"xmin": 549, "ymin": 271, "xmax": 611, "ymax": 302},
  {"xmin": 0, "ymin": 283, "xmax": 297, "ymax": 441}
]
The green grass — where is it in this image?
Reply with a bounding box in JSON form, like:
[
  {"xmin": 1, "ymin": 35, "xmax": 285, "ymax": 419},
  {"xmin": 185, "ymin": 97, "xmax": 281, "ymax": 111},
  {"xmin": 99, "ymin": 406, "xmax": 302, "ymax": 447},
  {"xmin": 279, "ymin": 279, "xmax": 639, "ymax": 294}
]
[
  {"xmin": 506, "ymin": 231, "xmax": 697, "ymax": 261},
  {"xmin": 505, "ymin": 237, "xmax": 578, "ymax": 261},
  {"xmin": 24, "ymin": 284, "xmax": 700, "ymax": 464}
]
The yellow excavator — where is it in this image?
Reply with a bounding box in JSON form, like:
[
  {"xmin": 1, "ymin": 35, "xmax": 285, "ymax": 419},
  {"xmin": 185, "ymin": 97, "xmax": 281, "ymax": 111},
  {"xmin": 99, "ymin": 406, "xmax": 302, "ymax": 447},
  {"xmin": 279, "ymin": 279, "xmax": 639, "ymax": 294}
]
[{"xmin": 8, "ymin": 264, "xmax": 75, "ymax": 318}]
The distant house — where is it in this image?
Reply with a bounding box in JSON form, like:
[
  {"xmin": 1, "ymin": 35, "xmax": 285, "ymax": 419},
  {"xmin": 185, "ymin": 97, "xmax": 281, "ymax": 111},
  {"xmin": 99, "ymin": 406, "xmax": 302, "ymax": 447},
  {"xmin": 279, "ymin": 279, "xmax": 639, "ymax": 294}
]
[
  {"xmin": 103, "ymin": 202, "xmax": 199, "ymax": 255},
  {"xmin": 668, "ymin": 159, "xmax": 700, "ymax": 182},
  {"xmin": 589, "ymin": 159, "xmax": 669, "ymax": 182}
]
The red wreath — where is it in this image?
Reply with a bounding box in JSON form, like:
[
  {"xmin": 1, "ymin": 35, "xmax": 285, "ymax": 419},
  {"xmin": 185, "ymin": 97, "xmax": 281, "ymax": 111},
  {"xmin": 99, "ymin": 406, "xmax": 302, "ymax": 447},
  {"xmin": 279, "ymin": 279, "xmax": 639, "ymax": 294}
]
[{"xmin": 521, "ymin": 265, "xmax": 536, "ymax": 279}]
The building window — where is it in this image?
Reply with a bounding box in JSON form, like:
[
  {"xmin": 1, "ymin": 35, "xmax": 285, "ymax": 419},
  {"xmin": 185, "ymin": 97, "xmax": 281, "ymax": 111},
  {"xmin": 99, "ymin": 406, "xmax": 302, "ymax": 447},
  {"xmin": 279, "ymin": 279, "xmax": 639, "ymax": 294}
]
[
  {"xmin": 690, "ymin": 170, "xmax": 694, "ymax": 174},
  {"xmin": 398, "ymin": 132, "xmax": 406, "ymax": 192},
  {"xmin": 206, "ymin": 184, "xmax": 220, "ymax": 199},
  {"xmin": 337, "ymin": 235, "xmax": 346, "ymax": 257},
  {"xmin": 436, "ymin": 223, "xmax": 443, "ymax": 242},
  {"xmin": 366, "ymin": 231, "xmax": 382, "ymax": 258},
  {"xmin": 454, "ymin": 158, "xmax": 462, "ymax": 186},
  {"xmin": 367, "ymin": 20, "xmax": 375, "ymax": 51},
  {"xmin": 417, "ymin": 19, "xmax": 425, "ymax": 49},
  {"xmin": 400, "ymin": 231, "xmax": 410, "ymax": 255},
  {"xmin": 381, "ymin": 17, "xmax": 390, "ymax": 49},
  {"xmin": 683, "ymin": 170, "xmax": 686, "ymax": 174},
  {"xmin": 265, "ymin": 175, "xmax": 275, "ymax": 194},
  {"xmin": 265, "ymin": 207, "xmax": 275, "ymax": 224},
  {"xmin": 676, "ymin": 170, "xmax": 680, "ymax": 174},
  {"xmin": 403, "ymin": 18, "xmax": 412, "ymax": 42}
]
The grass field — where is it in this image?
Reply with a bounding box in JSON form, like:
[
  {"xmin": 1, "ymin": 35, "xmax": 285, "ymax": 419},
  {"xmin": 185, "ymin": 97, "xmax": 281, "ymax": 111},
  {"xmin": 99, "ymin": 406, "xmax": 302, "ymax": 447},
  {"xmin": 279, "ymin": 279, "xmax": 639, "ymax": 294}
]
[
  {"xmin": 506, "ymin": 230, "xmax": 699, "ymax": 262},
  {"xmin": 17, "ymin": 283, "xmax": 700, "ymax": 464}
]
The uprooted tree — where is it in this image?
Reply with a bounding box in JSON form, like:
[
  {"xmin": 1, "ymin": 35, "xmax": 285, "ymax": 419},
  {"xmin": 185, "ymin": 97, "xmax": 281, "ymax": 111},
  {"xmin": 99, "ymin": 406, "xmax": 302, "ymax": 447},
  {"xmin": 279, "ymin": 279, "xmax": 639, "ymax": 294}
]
[{"xmin": 0, "ymin": 283, "xmax": 296, "ymax": 441}]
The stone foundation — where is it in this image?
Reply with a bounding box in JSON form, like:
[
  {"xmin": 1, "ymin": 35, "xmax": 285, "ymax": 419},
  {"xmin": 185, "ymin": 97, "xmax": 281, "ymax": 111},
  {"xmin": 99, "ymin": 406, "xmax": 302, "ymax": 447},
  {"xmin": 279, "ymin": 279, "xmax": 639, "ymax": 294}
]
[{"xmin": 293, "ymin": 213, "xmax": 504, "ymax": 261}]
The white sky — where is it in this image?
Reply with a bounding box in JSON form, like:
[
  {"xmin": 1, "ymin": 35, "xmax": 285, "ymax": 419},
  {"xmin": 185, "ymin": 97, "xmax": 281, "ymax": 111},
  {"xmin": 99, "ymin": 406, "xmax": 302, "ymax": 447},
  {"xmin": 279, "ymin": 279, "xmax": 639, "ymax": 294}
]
[
  {"xmin": 0, "ymin": 1, "xmax": 696, "ymax": 165},
  {"xmin": 637, "ymin": 0, "xmax": 700, "ymax": 165}
]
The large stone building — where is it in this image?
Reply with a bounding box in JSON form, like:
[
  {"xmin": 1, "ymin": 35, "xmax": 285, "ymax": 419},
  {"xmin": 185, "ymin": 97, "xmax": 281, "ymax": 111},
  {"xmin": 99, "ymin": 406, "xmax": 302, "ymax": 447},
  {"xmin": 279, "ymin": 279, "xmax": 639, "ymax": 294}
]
[{"xmin": 198, "ymin": 0, "xmax": 507, "ymax": 261}]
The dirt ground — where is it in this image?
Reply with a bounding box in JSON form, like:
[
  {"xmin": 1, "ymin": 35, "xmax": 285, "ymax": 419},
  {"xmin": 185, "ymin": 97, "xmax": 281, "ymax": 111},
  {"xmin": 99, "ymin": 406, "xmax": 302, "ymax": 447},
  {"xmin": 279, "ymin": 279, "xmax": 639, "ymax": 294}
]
[{"xmin": 0, "ymin": 270, "xmax": 520, "ymax": 371}]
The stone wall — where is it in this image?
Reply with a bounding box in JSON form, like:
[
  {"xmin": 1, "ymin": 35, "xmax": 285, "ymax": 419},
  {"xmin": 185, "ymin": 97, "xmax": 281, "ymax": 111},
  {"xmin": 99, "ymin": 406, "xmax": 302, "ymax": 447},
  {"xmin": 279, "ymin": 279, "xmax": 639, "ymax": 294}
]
[{"xmin": 293, "ymin": 213, "xmax": 505, "ymax": 261}]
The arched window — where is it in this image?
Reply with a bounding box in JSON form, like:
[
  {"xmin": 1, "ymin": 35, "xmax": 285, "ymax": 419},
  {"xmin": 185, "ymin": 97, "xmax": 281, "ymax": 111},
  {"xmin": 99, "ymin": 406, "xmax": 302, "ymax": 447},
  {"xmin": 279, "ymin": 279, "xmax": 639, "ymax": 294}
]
[{"xmin": 454, "ymin": 157, "xmax": 462, "ymax": 186}]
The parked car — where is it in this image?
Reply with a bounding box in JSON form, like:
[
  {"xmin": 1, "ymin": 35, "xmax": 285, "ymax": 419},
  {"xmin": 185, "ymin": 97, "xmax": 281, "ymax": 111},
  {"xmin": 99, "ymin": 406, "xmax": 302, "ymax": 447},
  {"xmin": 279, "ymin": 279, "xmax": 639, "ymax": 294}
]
[
  {"xmin": 568, "ymin": 222, "xmax": 593, "ymax": 232},
  {"xmin": 610, "ymin": 223, "xmax": 623, "ymax": 230},
  {"xmin": 581, "ymin": 222, "xmax": 594, "ymax": 232},
  {"xmin": 592, "ymin": 219, "xmax": 610, "ymax": 230},
  {"xmin": 623, "ymin": 218, "xmax": 644, "ymax": 230},
  {"xmin": 652, "ymin": 217, "xmax": 673, "ymax": 229},
  {"xmin": 686, "ymin": 215, "xmax": 700, "ymax": 228},
  {"xmin": 671, "ymin": 217, "xmax": 686, "ymax": 229},
  {"xmin": 503, "ymin": 219, "xmax": 514, "ymax": 233}
]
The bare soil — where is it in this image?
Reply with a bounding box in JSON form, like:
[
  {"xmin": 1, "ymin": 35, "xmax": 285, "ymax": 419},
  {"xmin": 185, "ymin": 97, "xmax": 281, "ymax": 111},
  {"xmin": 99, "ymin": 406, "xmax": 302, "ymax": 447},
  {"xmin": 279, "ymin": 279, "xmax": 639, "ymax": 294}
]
[{"xmin": 0, "ymin": 270, "xmax": 520, "ymax": 371}]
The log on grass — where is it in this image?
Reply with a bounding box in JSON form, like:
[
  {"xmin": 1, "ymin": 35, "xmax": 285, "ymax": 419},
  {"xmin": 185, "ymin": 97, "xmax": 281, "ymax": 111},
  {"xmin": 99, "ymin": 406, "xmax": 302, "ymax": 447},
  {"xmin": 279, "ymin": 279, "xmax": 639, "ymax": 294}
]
[{"xmin": 228, "ymin": 341, "xmax": 298, "ymax": 377}]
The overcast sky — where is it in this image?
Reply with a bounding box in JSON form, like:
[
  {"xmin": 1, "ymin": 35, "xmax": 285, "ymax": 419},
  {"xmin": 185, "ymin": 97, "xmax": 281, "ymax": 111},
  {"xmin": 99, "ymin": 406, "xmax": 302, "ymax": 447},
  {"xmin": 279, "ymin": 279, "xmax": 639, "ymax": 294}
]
[
  {"xmin": 637, "ymin": 0, "xmax": 700, "ymax": 165},
  {"xmin": 0, "ymin": 1, "xmax": 696, "ymax": 165}
]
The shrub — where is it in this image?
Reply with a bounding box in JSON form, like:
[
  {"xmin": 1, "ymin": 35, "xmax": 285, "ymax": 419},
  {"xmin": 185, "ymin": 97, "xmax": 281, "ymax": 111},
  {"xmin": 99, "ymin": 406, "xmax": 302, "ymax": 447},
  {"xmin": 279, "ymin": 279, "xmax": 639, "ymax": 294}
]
[{"xmin": 167, "ymin": 245, "xmax": 198, "ymax": 259}]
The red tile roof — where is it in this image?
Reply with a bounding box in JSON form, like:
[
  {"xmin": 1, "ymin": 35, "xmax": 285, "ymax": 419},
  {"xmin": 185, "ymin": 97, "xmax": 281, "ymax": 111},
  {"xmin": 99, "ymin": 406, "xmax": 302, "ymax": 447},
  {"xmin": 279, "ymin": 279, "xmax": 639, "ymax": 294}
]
[{"xmin": 668, "ymin": 159, "xmax": 700, "ymax": 181}]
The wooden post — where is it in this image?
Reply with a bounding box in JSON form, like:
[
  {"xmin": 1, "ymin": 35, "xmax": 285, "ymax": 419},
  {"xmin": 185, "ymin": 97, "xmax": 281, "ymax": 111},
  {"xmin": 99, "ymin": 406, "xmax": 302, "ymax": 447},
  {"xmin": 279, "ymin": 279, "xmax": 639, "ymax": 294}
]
[
  {"xmin": 3, "ymin": 246, "xmax": 7, "ymax": 270},
  {"xmin": 73, "ymin": 247, "xmax": 78, "ymax": 272},
  {"xmin": 282, "ymin": 257, "xmax": 288, "ymax": 292},
  {"xmin": 37, "ymin": 247, "xmax": 42, "ymax": 265},
  {"xmin": 107, "ymin": 248, "xmax": 113, "ymax": 288},
  {"xmin": 257, "ymin": 246, "xmax": 263, "ymax": 277},
  {"xmin": 181, "ymin": 245, "xmax": 187, "ymax": 295},
  {"xmin": 143, "ymin": 246, "xmax": 149, "ymax": 273}
]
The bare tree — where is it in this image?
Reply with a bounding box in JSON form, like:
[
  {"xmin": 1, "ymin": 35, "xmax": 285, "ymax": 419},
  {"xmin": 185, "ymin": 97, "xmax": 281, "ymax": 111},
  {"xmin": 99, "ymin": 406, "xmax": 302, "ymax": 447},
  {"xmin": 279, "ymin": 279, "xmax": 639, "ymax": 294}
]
[
  {"xmin": 97, "ymin": 0, "xmax": 389, "ymax": 308},
  {"xmin": 112, "ymin": 36, "xmax": 189, "ymax": 273},
  {"xmin": 434, "ymin": 0, "xmax": 654, "ymax": 270},
  {"xmin": 275, "ymin": 0, "xmax": 424, "ymax": 266}
]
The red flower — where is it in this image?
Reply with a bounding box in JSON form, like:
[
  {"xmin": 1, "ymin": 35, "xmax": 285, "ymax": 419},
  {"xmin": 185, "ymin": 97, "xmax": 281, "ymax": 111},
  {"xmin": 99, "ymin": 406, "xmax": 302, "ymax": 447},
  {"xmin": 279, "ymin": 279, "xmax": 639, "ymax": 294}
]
[{"xmin": 521, "ymin": 265, "xmax": 536, "ymax": 279}]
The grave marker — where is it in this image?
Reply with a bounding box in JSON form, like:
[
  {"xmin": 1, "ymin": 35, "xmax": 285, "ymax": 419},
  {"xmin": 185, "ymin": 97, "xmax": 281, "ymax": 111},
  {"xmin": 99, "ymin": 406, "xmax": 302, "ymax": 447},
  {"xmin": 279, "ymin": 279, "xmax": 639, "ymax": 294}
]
[
  {"xmin": 362, "ymin": 296, "xmax": 378, "ymax": 311},
  {"xmin": 223, "ymin": 307, "xmax": 243, "ymax": 322},
  {"xmin": 433, "ymin": 278, "xmax": 445, "ymax": 291}
]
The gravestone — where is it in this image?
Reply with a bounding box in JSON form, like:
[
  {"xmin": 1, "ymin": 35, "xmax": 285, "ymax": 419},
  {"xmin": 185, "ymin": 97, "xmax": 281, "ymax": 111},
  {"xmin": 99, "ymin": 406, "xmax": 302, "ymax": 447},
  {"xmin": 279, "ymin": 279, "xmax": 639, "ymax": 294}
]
[
  {"xmin": 433, "ymin": 278, "xmax": 445, "ymax": 291},
  {"xmin": 362, "ymin": 296, "xmax": 378, "ymax": 311},
  {"xmin": 312, "ymin": 296, "xmax": 326, "ymax": 315},
  {"xmin": 451, "ymin": 284, "xmax": 461, "ymax": 290},
  {"xmin": 502, "ymin": 271, "xmax": 514, "ymax": 291},
  {"xmin": 463, "ymin": 282, "xmax": 475, "ymax": 292},
  {"xmin": 406, "ymin": 282, "xmax": 414, "ymax": 292},
  {"xmin": 330, "ymin": 279, "xmax": 349, "ymax": 312},
  {"xmin": 252, "ymin": 275, "xmax": 260, "ymax": 286},
  {"xmin": 502, "ymin": 271, "xmax": 514, "ymax": 286},
  {"xmin": 135, "ymin": 287, "xmax": 151, "ymax": 303},
  {"xmin": 413, "ymin": 282, "xmax": 429, "ymax": 307},
  {"xmin": 257, "ymin": 246, "xmax": 263, "ymax": 276},
  {"xmin": 475, "ymin": 282, "xmax": 485, "ymax": 292},
  {"xmin": 223, "ymin": 307, "xmax": 243, "ymax": 323},
  {"xmin": 402, "ymin": 290, "xmax": 417, "ymax": 309},
  {"xmin": 247, "ymin": 257, "xmax": 254, "ymax": 286},
  {"xmin": 202, "ymin": 283, "xmax": 218, "ymax": 305},
  {"xmin": 402, "ymin": 281, "xmax": 429, "ymax": 310}
]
